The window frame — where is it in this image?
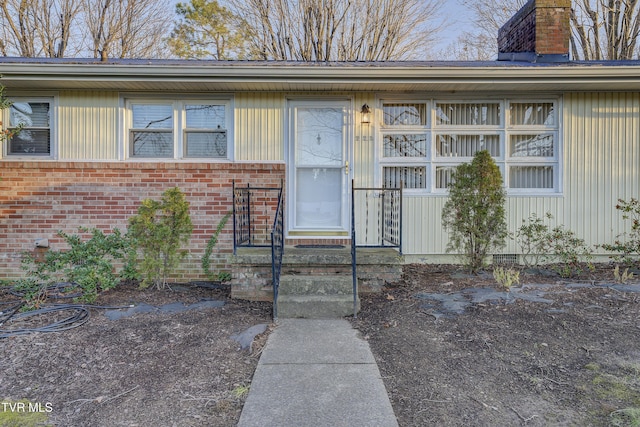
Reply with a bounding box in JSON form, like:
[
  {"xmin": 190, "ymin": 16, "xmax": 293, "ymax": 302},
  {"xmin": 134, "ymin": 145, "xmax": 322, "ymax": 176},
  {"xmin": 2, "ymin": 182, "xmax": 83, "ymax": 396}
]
[
  {"xmin": 376, "ymin": 96, "xmax": 561, "ymax": 195},
  {"xmin": 2, "ymin": 96, "xmax": 56, "ymax": 159},
  {"xmin": 123, "ymin": 97, "xmax": 233, "ymax": 161}
]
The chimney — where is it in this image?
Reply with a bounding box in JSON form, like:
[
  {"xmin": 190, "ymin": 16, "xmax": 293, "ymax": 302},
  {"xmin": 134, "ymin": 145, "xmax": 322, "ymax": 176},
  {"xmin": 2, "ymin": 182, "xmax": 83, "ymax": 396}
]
[{"xmin": 497, "ymin": 0, "xmax": 571, "ymax": 63}]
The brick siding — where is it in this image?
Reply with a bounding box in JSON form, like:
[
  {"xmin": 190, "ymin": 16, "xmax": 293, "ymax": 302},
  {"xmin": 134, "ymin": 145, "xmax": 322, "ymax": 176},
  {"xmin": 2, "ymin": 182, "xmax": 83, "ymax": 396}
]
[{"xmin": 0, "ymin": 161, "xmax": 285, "ymax": 281}]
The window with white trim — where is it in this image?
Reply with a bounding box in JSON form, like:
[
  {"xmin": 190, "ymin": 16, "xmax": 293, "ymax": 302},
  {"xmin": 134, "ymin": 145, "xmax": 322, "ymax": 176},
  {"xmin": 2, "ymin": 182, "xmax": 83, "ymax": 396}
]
[
  {"xmin": 126, "ymin": 99, "xmax": 231, "ymax": 159},
  {"xmin": 378, "ymin": 98, "xmax": 560, "ymax": 193},
  {"xmin": 5, "ymin": 98, "xmax": 53, "ymax": 157}
]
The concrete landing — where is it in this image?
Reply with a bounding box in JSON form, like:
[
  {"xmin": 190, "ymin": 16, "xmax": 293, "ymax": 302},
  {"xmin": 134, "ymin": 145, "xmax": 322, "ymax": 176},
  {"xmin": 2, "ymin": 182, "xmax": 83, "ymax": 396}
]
[{"xmin": 238, "ymin": 319, "xmax": 398, "ymax": 427}]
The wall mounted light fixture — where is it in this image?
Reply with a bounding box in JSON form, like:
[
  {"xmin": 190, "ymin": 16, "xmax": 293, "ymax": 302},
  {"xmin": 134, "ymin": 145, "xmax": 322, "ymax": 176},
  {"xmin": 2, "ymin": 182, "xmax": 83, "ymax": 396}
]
[{"xmin": 360, "ymin": 104, "xmax": 371, "ymax": 124}]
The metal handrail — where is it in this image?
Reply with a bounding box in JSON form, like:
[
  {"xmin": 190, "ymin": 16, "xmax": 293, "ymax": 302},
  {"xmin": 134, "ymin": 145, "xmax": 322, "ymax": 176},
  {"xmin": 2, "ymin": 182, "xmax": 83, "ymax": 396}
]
[
  {"xmin": 232, "ymin": 180, "xmax": 283, "ymax": 254},
  {"xmin": 232, "ymin": 180, "xmax": 284, "ymax": 319},
  {"xmin": 351, "ymin": 180, "xmax": 403, "ymax": 318},
  {"xmin": 270, "ymin": 188, "xmax": 284, "ymax": 320}
]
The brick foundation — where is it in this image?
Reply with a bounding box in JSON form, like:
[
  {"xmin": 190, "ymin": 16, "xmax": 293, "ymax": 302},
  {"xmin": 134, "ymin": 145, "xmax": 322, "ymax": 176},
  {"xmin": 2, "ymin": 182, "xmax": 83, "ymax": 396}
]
[{"xmin": 0, "ymin": 161, "xmax": 285, "ymax": 281}]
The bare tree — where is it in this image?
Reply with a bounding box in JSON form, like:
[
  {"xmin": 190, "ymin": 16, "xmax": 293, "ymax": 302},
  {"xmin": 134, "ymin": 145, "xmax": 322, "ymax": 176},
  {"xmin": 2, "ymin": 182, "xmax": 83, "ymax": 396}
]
[
  {"xmin": 571, "ymin": 0, "xmax": 640, "ymax": 60},
  {"xmin": 82, "ymin": 0, "xmax": 174, "ymax": 60},
  {"xmin": 1, "ymin": 0, "xmax": 79, "ymax": 57},
  {"xmin": 229, "ymin": 0, "xmax": 444, "ymax": 61}
]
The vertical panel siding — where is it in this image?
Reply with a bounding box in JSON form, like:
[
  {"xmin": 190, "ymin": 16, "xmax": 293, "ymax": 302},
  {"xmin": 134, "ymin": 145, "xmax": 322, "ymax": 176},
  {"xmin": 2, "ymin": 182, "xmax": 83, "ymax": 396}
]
[
  {"xmin": 234, "ymin": 93, "xmax": 284, "ymax": 161},
  {"xmin": 564, "ymin": 92, "xmax": 640, "ymax": 251},
  {"xmin": 58, "ymin": 91, "xmax": 119, "ymax": 160}
]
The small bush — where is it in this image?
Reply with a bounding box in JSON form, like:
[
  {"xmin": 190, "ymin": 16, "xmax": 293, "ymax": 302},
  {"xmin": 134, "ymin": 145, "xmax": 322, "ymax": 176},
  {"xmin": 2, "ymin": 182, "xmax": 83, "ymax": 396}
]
[
  {"xmin": 515, "ymin": 212, "xmax": 594, "ymax": 278},
  {"xmin": 493, "ymin": 267, "xmax": 520, "ymax": 290},
  {"xmin": 601, "ymin": 198, "xmax": 640, "ymax": 267},
  {"xmin": 16, "ymin": 228, "xmax": 132, "ymax": 307},
  {"xmin": 128, "ymin": 187, "xmax": 193, "ymax": 289},
  {"xmin": 442, "ymin": 150, "xmax": 507, "ymax": 273},
  {"xmin": 201, "ymin": 212, "xmax": 231, "ymax": 282}
]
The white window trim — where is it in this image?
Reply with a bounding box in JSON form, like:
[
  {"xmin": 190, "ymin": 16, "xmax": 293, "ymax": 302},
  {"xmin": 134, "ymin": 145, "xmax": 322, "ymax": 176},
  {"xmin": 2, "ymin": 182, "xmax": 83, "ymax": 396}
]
[
  {"xmin": 375, "ymin": 96, "xmax": 562, "ymax": 196},
  {"xmin": 121, "ymin": 96, "xmax": 234, "ymax": 161},
  {"xmin": 2, "ymin": 95, "xmax": 57, "ymax": 160}
]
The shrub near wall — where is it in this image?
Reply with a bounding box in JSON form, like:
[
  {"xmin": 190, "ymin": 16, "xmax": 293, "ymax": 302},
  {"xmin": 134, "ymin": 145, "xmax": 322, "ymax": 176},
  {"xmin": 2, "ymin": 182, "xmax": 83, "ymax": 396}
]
[{"xmin": 0, "ymin": 161, "xmax": 285, "ymax": 281}]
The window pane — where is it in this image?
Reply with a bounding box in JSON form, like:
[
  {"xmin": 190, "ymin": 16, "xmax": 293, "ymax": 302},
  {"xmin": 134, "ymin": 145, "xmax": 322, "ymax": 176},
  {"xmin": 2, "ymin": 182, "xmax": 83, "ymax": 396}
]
[
  {"xmin": 436, "ymin": 134, "xmax": 500, "ymax": 157},
  {"xmin": 510, "ymin": 102, "xmax": 554, "ymax": 126},
  {"xmin": 185, "ymin": 131, "xmax": 227, "ymax": 157},
  {"xmin": 510, "ymin": 134, "xmax": 554, "ymax": 157},
  {"xmin": 10, "ymin": 102, "xmax": 50, "ymax": 127},
  {"xmin": 131, "ymin": 131, "xmax": 173, "ymax": 157},
  {"xmin": 435, "ymin": 166, "xmax": 457, "ymax": 189},
  {"xmin": 510, "ymin": 166, "xmax": 554, "ymax": 189},
  {"xmin": 383, "ymin": 166, "xmax": 426, "ymax": 189},
  {"xmin": 436, "ymin": 102, "xmax": 501, "ymax": 126},
  {"xmin": 132, "ymin": 104, "xmax": 173, "ymax": 129},
  {"xmin": 296, "ymin": 168, "xmax": 342, "ymax": 227},
  {"xmin": 383, "ymin": 103, "xmax": 427, "ymax": 126},
  {"xmin": 8, "ymin": 130, "xmax": 50, "ymax": 155},
  {"xmin": 186, "ymin": 104, "xmax": 225, "ymax": 129},
  {"xmin": 383, "ymin": 134, "xmax": 427, "ymax": 157}
]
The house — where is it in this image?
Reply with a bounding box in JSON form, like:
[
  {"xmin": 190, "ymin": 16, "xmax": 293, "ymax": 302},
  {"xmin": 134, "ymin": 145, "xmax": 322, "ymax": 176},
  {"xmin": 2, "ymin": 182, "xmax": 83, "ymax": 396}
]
[{"xmin": 0, "ymin": 0, "xmax": 639, "ymax": 309}]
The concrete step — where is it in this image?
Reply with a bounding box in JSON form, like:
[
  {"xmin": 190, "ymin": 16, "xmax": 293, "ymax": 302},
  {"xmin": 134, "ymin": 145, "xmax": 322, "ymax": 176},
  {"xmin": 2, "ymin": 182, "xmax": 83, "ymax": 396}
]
[
  {"xmin": 276, "ymin": 295, "xmax": 360, "ymax": 319},
  {"xmin": 279, "ymin": 275, "xmax": 353, "ymax": 296}
]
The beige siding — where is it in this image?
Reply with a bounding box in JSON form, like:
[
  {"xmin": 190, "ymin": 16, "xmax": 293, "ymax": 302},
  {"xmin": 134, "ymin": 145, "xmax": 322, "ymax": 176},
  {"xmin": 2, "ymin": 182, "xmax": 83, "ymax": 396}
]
[
  {"xmin": 564, "ymin": 92, "xmax": 640, "ymax": 251},
  {"xmin": 234, "ymin": 93, "xmax": 284, "ymax": 161},
  {"xmin": 353, "ymin": 93, "xmax": 376, "ymax": 187},
  {"xmin": 58, "ymin": 91, "xmax": 119, "ymax": 160}
]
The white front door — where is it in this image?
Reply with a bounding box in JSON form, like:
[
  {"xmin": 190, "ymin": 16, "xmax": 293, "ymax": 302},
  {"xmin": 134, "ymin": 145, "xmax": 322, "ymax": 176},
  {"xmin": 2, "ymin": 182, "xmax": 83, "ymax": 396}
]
[{"xmin": 288, "ymin": 100, "xmax": 351, "ymax": 236}]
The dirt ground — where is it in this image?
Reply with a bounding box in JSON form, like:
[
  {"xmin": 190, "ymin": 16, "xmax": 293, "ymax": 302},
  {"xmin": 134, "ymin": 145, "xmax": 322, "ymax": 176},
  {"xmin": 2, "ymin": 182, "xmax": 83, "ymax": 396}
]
[
  {"xmin": 354, "ymin": 264, "xmax": 640, "ymax": 427},
  {"xmin": 0, "ymin": 283, "xmax": 273, "ymax": 427},
  {"xmin": 1, "ymin": 264, "xmax": 639, "ymax": 426}
]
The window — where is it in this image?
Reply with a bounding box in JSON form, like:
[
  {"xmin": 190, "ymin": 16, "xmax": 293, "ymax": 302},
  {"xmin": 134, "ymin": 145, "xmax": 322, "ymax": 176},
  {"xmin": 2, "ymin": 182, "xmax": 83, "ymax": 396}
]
[
  {"xmin": 5, "ymin": 99, "xmax": 53, "ymax": 157},
  {"xmin": 378, "ymin": 98, "xmax": 560, "ymax": 193},
  {"xmin": 126, "ymin": 99, "xmax": 231, "ymax": 160}
]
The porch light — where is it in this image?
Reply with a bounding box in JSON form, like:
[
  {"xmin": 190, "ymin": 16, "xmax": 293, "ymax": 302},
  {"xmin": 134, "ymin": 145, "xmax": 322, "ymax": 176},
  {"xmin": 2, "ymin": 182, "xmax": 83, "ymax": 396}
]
[{"xmin": 360, "ymin": 104, "xmax": 371, "ymax": 124}]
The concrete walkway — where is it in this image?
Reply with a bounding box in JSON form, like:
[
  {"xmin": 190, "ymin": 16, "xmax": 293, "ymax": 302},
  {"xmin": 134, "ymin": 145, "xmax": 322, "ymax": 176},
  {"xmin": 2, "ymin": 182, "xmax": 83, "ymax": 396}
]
[{"xmin": 238, "ymin": 319, "xmax": 399, "ymax": 427}]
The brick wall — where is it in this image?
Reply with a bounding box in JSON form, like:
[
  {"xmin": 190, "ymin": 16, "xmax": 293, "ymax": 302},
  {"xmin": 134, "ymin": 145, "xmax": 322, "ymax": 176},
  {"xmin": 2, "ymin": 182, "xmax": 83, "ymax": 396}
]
[
  {"xmin": 0, "ymin": 161, "xmax": 285, "ymax": 281},
  {"xmin": 498, "ymin": 0, "xmax": 571, "ymax": 61}
]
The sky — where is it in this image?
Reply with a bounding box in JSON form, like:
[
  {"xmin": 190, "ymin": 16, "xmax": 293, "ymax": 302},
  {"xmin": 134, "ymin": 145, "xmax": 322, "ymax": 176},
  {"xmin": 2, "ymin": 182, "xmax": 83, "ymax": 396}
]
[{"xmin": 433, "ymin": 0, "xmax": 476, "ymax": 55}]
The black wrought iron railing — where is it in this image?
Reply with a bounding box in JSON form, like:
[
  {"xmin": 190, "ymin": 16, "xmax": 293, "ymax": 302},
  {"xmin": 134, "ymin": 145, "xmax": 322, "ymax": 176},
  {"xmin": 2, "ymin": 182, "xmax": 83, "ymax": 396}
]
[
  {"xmin": 232, "ymin": 180, "xmax": 284, "ymax": 319},
  {"xmin": 351, "ymin": 180, "xmax": 402, "ymax": 318},
  {"xmin": 232, "ymin": 180, "xmax": 283, "ymax": 253},
  {"xmin": 351, "ymin": 180, "xmax": 403, "ymax": 252},
  {"xmin": 270, "ymin": 188, "xmax": 284, "ymax": 320}
]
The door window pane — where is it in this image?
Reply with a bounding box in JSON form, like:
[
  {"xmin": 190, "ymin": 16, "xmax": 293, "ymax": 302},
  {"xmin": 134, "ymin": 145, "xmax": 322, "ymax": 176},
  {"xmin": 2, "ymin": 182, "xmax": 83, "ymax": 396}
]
[
  {"xmin": 296, "ymin": 168, "xmax": 342, "ymax": 227},
  {"xmin": 296, "ymin": 108, "xmax": 343, "ymax": 166}
]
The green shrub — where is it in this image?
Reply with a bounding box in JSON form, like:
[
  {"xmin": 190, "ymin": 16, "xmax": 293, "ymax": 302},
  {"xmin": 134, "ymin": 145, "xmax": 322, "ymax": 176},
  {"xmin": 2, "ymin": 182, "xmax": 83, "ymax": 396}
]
[
  {"xmin": 601, "ymin": 198, "xmax": 640, "ymax": 267},
  {"xmin": 441, "ymin": 150, "xmax": 507, "ymax": 273},
  {"xmin": 493, "ymin": 266, "xmax": 520, "ymax": 290},
  {"xmin": 128, "ymin": 187, "xmax": 193, "ymax": 289},
  {"xmin": 515, "ymin": 212, "xmax": 593, "ymax": 278},
  {"xmin": 201, "ymin": 212, "xmax": 231, "ymax": 282},
  {"xmin": 16, "ymin": 227, "xmax": 132, "ymax": 306}
]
